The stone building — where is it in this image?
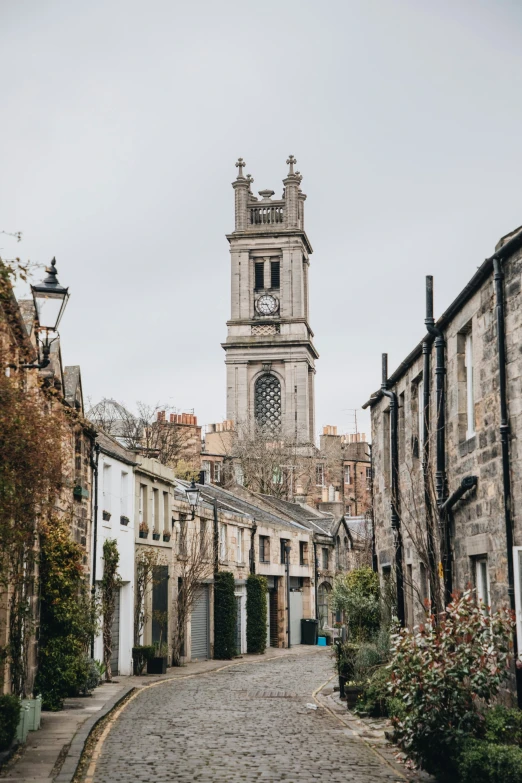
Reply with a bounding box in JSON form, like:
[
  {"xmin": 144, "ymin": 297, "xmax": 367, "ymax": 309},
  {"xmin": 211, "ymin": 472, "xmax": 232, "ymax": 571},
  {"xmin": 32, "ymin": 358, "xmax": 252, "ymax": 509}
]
[
  {"xmin": 364, "ymin": 224, "xmax": 522, "ymax": 705},
  {"xmin": 316, "ymin": 426, "xmax": 372, "ymax": 518},
  {"xmin": 223, "ymin": 156, "xmax": 318, "ymax": 442}
]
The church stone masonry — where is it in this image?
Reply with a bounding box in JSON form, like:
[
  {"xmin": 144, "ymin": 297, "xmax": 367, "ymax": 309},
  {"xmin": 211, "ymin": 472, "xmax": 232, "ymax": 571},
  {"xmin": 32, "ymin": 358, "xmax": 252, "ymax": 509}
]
[{"xmin": 223, "ymin": 156, "xmax": 318, "ymax": 443}]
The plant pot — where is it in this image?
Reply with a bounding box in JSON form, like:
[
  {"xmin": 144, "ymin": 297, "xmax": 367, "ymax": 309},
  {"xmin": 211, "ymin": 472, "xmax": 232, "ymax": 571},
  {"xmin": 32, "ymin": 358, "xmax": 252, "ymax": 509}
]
[
  {"xmin": 345, "ymin": 685, "xmax": 363, "ymax": 710},
  {"xmin": 325, "ymin": 636, "xmax": 332, "ymax": 646},
  {"xmin": 102, "ymin": 510, "xmax": 111, "ymax": 521},
  {"xmin": 139, "ymin": 531, "xmax": 148, "ymax": 539},
  {"xmin": 21, "ymin": 697, "xmax": 41, "ymax": 731},
  {"xmin": 163, "ymin": 535, "xmax": 171, "ymax": 542},
  {"xmin": 120, "ymin": 516, "xmax": 129, "ymax": 526},
  {"xmin": 147, "ymin": 656, "xmax": 167, "ymax": 675},
  {"xmin": 15, "ymin": 705, "xmax": 30, "ymax": 744},
  {"xmin": 152, "ymin": 533, "xmax": 160, "ymax": 541}
]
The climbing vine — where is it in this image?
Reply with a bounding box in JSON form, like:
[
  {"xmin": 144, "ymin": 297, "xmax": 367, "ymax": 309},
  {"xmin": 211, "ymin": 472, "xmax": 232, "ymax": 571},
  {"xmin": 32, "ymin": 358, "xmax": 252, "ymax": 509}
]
[{"xmin": 101, "ymin": 539, "xmax": 122, "ymax": 682}]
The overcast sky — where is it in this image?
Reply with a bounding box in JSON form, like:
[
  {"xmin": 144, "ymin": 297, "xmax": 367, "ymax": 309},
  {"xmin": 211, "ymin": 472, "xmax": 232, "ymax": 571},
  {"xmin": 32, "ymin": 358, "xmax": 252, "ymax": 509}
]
[{"xmin": 2, "ymin": 0, "xmax": 522, "ymax": 440}]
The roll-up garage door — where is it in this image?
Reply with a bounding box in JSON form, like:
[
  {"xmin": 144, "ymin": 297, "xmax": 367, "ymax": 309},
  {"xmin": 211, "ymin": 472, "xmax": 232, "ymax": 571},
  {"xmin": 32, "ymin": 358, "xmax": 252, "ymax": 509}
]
[
  {"xmin": 289, "ymin": 590, "xmax": 303, "ymax": 645},
  {"xmin": 191, "ymin": 585, "xmax": 209, "ymax": 660}
]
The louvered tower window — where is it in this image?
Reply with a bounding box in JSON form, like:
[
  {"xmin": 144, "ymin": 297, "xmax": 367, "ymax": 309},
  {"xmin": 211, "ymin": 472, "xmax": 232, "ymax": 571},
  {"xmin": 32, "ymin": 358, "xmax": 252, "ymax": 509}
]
[{"xmin": 254, "ymin": 374, "xmax": 281, "ymax": 432}]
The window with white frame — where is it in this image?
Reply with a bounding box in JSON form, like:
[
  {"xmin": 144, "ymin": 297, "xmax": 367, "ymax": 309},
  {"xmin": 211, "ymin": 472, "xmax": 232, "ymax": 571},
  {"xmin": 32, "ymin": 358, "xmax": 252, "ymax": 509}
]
[
  {"xmin": 163, "ymin": 492, "xmax": 169, "ymax": 533},
  {"xmin": 344, "ymin": 465, "xmax": 351, "ymax": 485},
  {"xmin": 219, "ymin": 523, "xmax": 227, "ymax": 561},
  {"xmin": 139, "ymin": 484, "xmax": 147, "ymax": 524},
  {"xmin": 237, "ymin": 527, "xmax": 243, "ymax": 563},
  {"xmin": 120, "ymin": 471, "xmax": 128, "ymax": 518},
  {"xmin": 234, "ymin": 464, "xmax": 244, "ymax": 486},
  {"xmin": 418, "ymin": 378, "xmax": 424, "ymax": 457},
  {"xmin": 103, "ymin": 464, "xmax": 112, "ymax": 517},
  {"xmin": 316, "ymin": 464, "xmax": 325, "ymax": 487},
  {"xmin": 202, "ymin": 460, "xmax": 211, "ymax": 484},
  {"xmin": 152, "ymin": 488, "xmax": 159, "ymax": 532},
  {"xmin": 213, "ymin": 462, "xmax": 221, "ymax": 483},
  {"xmin": 366, "ymin": 466, "xmax": 372, "ymax": 487},
  {"xmin": 514, "ymin": 547, "xmax": 522, "ymax": 666},
  {"xmin": 474, "ymin": 556, "xmax": 490, "ymax": 610},
  {"xmin": 465, "ymin": 331, "xmax": 475, "ymax": 439}
]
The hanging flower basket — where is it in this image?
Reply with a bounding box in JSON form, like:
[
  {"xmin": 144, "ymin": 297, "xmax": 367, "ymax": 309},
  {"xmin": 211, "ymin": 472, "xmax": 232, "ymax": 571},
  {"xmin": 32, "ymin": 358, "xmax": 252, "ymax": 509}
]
[
  {"xmin": 139, "ymin": 523, "xmax": 149, "ymax": 539},
  {"xmin": 152, "ymin": 532, "xmax": 160, "ymax": 541},
  {"xmin": 120, "ymin": 515, "xmax": 130, "ymax": 526},
  {"xmin": 102, "ymin": 510, "xmax": 111, "ymax": 521},
  {"xmin": 162, "ymin": 532, "xmax": 171, "ymax": 542}
]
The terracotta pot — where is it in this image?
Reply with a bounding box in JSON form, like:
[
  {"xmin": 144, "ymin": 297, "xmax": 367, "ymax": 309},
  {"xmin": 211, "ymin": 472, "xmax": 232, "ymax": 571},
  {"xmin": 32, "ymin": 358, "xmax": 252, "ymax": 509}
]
[{"xmin": 345, "ymin": 685, "xmax": 363, "ymax": 710}]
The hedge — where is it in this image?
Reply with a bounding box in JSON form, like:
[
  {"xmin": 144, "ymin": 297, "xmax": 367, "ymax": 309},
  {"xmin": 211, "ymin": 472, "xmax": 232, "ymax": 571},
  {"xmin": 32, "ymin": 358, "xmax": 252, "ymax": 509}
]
[
  {"xmin": 456, "ymin": 739, "xmax": 522, "ymax": 783},
  {"xmin": 246, "ymin": 574, "xmax": 267, "ymax": 654},
  {"xmin": 0, "ymin": 694, "xmax": 21, "ymax": 751},
  {"xmin": 214, "ymin": 571, "xmax": 236, "ymax": 659}
]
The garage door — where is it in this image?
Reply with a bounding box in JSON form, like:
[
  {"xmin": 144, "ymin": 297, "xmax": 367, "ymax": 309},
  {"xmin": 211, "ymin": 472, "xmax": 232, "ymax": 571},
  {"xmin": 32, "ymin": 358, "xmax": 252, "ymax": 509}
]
[
  {"xmin": 191, "ymin": 585, "xmax": 209, "ymax": 660},
  {"xmin": 289, "ymin": 590, "xmax": 303, "ymax": 645},
  {"xmin": 110, "ymin": 588, "xmax": 120, "ymax": 676}
]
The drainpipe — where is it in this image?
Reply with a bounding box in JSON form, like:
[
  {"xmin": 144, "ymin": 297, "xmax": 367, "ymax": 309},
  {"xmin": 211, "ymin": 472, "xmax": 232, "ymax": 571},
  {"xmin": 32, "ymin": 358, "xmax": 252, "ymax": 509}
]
[
  {"xmin": 90, "ymin": 441, "xmax": 100, "ymax": 659},
  {"xmin": 423, "ymin": 277, "xmax": 439, "ymax": 613},
  {"xmin": 285, "ymin": 542, "xmax": 291, "ymax": 648},
  {"xmin": 249, "ymin": 521, "xmax": 257, "ymax": 575},
  {"xmin": 493, "ymin": 257, "xmax": 522, "ymax": 708},
  {"xmin": 213, "ymin": 497, "xmax": 219, "ymax": 578},
  {"xmin": 313, "ymin": 542, "xmax": 319, "ymax": 618},
  {"xmin": 381, "ymin": 354, "xmax": 405, "ymax": 626}
]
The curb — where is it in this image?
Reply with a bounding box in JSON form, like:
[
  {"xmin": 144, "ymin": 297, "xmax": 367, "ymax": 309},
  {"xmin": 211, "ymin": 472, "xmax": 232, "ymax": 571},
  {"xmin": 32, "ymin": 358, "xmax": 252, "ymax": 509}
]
[{"xmin": 53, "ymin": 685, "xmax": 136, "ymax": 783}]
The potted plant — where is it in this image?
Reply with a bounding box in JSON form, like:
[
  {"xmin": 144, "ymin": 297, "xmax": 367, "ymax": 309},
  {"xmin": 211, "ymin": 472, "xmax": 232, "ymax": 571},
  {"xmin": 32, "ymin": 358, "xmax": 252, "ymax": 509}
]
[
  {"xmin": 152, "ymin": 530, "xmax": 160, "ymax": 541},
  {"xmin": 334, "ymin": 642, "xmax": 358, "ymax": 699},
  {"xmin": 345, "ymin": 681, "xmax": 364, "ymax": 710},
  {"xmin": 139, "ymin": 522, "xmax": 149, "ymax": 539},
  {"xmin": 162, "ymin": 531, "xmax": 171, "ymax": 542},
  {"xmin": 120, "ymin": 515, "xmax": 130, "ymax": 526},
  {"xmin": 132, "ymin": 645, "xmax": 155, "ymax": 675},
  {"xmin": 147, "ymin": 641, "xmax": 168, "ymax": 674},
  {"xmin": 102, "ymin": 510, "xmax": 111, "ymax": 521}
]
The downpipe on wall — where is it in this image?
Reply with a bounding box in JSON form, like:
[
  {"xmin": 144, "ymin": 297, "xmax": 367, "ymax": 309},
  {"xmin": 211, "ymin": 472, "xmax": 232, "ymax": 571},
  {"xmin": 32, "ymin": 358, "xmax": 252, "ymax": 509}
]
[
  {"xmin": 382, "ymin": 353, "xmax": 406, "ymax": 627},
  {"xmin": 423, "ymin": 277, "xmax": 439, "ymax": 613},
  {"xmin": 90, "ymin": 441, "xmax": 100, "ymax": 659}
]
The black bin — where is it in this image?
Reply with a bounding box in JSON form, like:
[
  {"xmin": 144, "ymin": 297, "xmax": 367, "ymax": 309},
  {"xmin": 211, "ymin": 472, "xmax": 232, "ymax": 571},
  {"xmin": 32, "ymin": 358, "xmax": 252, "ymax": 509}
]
[{"xmin": 301, "ymin": 618, "xmax": 319, "ymax": 645}]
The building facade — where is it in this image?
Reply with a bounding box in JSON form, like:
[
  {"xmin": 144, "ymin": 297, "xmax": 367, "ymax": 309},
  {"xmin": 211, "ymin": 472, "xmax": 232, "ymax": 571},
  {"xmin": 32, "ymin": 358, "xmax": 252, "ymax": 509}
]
[
  {"xmin": 223, "ymin": 156, "xmax": 318, "ymax": 442},
  {"xmin": 364, "ymin": 225, "xmax": 522, "ymax": 704}
]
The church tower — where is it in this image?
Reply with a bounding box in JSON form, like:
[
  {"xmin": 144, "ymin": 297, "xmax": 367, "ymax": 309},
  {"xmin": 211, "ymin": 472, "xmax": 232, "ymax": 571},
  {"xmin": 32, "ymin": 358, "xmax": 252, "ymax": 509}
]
[{"xmin": 223, "ymin": 156, "xmax": 318, "ymax": 443}]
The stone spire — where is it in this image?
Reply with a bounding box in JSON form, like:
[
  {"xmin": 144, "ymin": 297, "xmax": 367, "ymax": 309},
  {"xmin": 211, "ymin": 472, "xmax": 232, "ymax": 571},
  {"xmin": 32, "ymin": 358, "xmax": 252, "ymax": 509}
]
[
  {"xmin": 283, "ymin": 154, "xmax": 301, "ymax": 228},
  {"xmin": 233, "ymin": 157, "xmax": 250, "ymax": 230}
]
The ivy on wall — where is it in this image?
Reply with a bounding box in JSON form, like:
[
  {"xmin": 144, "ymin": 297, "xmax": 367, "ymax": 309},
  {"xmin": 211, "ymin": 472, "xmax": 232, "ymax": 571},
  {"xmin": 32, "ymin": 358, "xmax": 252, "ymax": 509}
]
[
  {"xmin": 213, "ymin": 571, "xmax": 236, "ymax": 660},
  {"xmin": 246, "ymin": 574, "xmax": 268, "ymax": 654},
  {"xmin": 101, "ymin": 538, "xmax": 121, "ymax": 682}
]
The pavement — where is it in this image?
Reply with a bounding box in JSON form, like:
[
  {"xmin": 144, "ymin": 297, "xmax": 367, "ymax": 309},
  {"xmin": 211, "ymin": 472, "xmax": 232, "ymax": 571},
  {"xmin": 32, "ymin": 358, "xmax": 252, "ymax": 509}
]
[{"xmin": 0, "ymin": 645, "xmax": 321, "ymax": 783}]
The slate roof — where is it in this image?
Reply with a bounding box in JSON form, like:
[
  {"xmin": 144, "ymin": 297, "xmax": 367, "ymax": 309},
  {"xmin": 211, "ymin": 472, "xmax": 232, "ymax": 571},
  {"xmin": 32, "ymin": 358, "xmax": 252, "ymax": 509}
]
[
  {"xmin": 64, "ymin": 366, "xmax": 81, "ymax": 409},
  {"xmin": 257, "ymin": 494, "xmax": 336, "ymax": 537},
  {"xmin": 96, "ymin": 429, "xmax": 138, "ymax": 466}
]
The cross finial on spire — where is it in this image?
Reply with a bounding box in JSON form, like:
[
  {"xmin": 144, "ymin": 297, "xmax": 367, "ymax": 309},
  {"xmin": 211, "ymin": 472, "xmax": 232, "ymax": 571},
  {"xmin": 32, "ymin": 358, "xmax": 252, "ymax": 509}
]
[
  {"xmin": 246, "ymin": 174, "xmax": 254, "ymax": 191},
  {"xmin": 235, "ymin": 157, "xmax": 246, "ymax": 178},
  {"xmin": 286, "ymin": 155, "xmax": 297, "ymax": 175}
]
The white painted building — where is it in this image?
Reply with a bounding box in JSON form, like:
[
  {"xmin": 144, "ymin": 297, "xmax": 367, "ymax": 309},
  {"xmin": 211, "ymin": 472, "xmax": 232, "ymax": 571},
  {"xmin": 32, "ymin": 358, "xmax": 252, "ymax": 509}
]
[{"xmin": 92, "ymin": 431, "xmax": 137, "ymax": 676}]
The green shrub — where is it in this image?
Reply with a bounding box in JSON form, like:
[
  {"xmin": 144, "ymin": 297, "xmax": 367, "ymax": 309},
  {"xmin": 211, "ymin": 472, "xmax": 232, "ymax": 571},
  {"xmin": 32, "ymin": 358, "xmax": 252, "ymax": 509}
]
[
  {"xmin": 246, "ymin": 575, "xmax": 267, "ymax": 654},
  {"xmin": 388, "ymin": 590, "xmax": 515, "ymax": 777},
  {"xmin": 0, "ymin": 694, "xmax": 21, "ymax": 751},
  {"xmin": 331, "ymin": 567, "xmax": 380, "ymax": 642},
  {"xmin": 334, "ymin": 642, "xmax": 359, "ymax": 679},
  {"xmin": 214, "ymin": 571, "xmax": 236, "ymax": 660},
  {"xmin": 132, "ymin": 645, "xmax": 155, "ymax": 675},
  {"xmin": 75, "ymin": 656, "xmax": 102, "ymax": 695},
  {"xmin": 482, "ymin": 705, "xmax": 522, "ymax": 746},
  {"xmin": 457, "ymin": 739, "xmax": 522, "ymax": 783},
  {"xmin": 355, "ymin": 666, "xmax": 392, "ymax": 717}
]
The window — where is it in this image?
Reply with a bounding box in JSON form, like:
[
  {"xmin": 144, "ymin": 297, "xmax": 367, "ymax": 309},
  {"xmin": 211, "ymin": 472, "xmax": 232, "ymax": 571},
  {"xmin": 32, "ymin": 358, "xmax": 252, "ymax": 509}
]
[
  {"xmin": 474, "ymin": 557, "xmax": 490, "ymax": 610},
  {"xmin": 317, "ymin": 582, "xmax": 332, "ymax": 628},
  {"xmin": 254, "ymin": 261, "xmax": 265, "ymax": 290},
  {"xmin": 280, "ymin": 539, "xmax": 289, "ymax": 565},
  {"xmin": 514, "ymin": 547, "xmax": 522, "ymax": 664},
  {"xmin": 163, "ymin": 492, "xmax": 169, "ymax": 532},
  {"xmin": 344, "ymin": 465, "xmax": 351, "ymax": 485},
  {"xmin": 219, "ymin": 523, "xmax": 227, "ymax": 561},
  {"xmin": 316, "ymin": 463, "xmax": 325, "ymax": 487},
  {"xmin": 270, "ymin": 260, "xmax": 280, "ymax": 289},
  {"xmin": 259, "ymin": 535, "xmax": 270, "ymax": 563},
  {"xmin": 345, "ymin": 505, "xmax": 351, "ymax": 517},
  {"xmin": 199, "ymin": 519, "xmax": 207, "ymax": 552},
  {"xmin": 237, "ymin": 527, "xmax": 243, "ymax": 563},
  {"xmin": 383, "ymin": 409, "xmax": 391, "ymax": 485},
  {"xmin": 366, "ymin": 467, "xmax": 372, "ymax": 488},
  {"xmin": 213, "ymin": 462, "xmax": 221, "ymax": 483},
  {"xmin": 202, "ymin": 460, "xmax": 211, "ymax": 484},
  {"xmin": 120, "ymin": 471, "xmax": 128, "ymax": 517},
  {"xmin": 322, "ymin": 548, "xmax": 329, "ymax": 570},
  {"xmin": 179, "ymin": 515, "xmax": 187, "ymax": 557},
  {"xmin": 465, "ymin": 331, "xmax": 475, "ymax": 439},
  {"xmin": 418, "ymin": 378, "xmax": 424, "ymax": 456},
  {"xmin": 139, "ymin": 484, "xmax": 147, "ymax": 524},
  {"xmin": 299, "ymin": 541, "xmax": 308, "ymax": 566},
  {"xmin": 234, "ymin": 464, "xmax": 244, "ymax": 486},
  {"xmin": 420, "ymin": 562, "xmax": 429, "ymax": 607},
  {"xmin": 103, "ymin": 464, "xmax": 111, "ymax": 516},
  {"xmin": 254, "ymin": 374, "xmax": 282, "ymax": 432},
  {"xmin": 398, "ymin": 391, "xmax": 405, "ymax": 463},
  {"xmin": 152, "ymin": 488, "xmax": 159, "ymax": 531}
]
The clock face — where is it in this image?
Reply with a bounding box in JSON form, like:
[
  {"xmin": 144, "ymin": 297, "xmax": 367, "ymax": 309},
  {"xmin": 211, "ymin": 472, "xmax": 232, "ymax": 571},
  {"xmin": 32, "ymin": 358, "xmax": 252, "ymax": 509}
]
[{"xmin": 256, "ymin": 295, "xmax": 279, "ymax": 316}]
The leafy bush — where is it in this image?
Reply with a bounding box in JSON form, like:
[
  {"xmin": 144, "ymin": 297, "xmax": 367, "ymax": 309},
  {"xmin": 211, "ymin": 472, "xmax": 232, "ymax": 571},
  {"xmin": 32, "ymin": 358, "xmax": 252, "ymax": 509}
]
[
  {"xmin": 334, "ymin": 642, "xmax": 359, "ymax": 679},
  {"xmin": 482, "ymin": 705, "xmax": 522, "ymax": 746},
  {"xmin": 355, "ymin": 666, "xmax": 392, "ymax": 717},
  {"xmin": 214, "ymin": 571, "xmax": 237, "ymax": 660},
  {"xmin": 331, "ymin": 567, "xmax": 380, "ymax": 642},
  {"xmin": 246, "ymin": 574, "xmax": 267, "ymax": 654},
  {"xmin": 36, "ymin": 519, "xmax": 98, "ymax": 711},
  {"xmin": 0, "ymin": 694, "xmax": 21, "ymax": 751},
  {"xmin": 75, "ymin": 655, "xmax": 102, "ymax": 695},
  {"xmin": 132, "ymin": 645, "xmax": 155, "ymax": 675},
  {"xmin": 354, "ymin": 642, "xmax": 382, "ymax": 681},
  {"xmin": 457, "ymin": 738, "xmax": 522, "ymax": 783},
  {"xmin": 388, "ymin": 590, "xmax": 515, "ymax": 777}
]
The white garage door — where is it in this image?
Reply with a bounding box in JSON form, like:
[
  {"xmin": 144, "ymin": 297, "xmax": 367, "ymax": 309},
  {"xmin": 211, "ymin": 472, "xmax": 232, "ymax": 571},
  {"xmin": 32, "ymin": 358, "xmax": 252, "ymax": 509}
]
[
  {"xmin": 191, "ymin": 585, "xmax": 209, "ymax": 660},
  {"xmin": 289, "ymin": 590, "xmax": 303, "ymax": 645}
]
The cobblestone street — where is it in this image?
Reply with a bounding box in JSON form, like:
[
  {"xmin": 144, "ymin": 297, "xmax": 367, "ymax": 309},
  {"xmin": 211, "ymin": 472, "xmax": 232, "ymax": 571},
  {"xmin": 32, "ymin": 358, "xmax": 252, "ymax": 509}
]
[{"xmin": 89, "ymin": 650, "xmax": 402, "ymax": 783}]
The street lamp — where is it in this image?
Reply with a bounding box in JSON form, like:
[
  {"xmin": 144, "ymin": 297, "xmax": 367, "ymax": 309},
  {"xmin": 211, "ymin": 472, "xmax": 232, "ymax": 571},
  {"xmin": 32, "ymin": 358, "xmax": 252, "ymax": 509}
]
[
  {"xmin": 27, "ymin": 258, "xmax": 69, "ymax": 369},
  {"xmin": 185, "ymin": 479, "xmax": 200, "ymax": 519}
]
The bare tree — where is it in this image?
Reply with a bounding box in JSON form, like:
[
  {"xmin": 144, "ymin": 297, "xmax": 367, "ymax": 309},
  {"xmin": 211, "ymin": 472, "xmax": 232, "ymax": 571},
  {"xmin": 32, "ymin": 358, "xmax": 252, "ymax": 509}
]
[
  {"xmin": 172, "ymin": 519, "xmax": 213, "ymax": 666},
  {"xmin": 87, "ymin": 399, "xmax": 199, "ymax": 471},
  {"xmin": 134, "ymin": 548, "xmax": 167, "ymax": 647}
]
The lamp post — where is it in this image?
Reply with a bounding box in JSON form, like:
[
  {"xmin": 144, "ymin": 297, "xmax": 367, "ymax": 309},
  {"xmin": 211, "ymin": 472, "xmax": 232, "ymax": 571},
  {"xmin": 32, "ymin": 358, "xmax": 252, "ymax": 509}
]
[
  {"xmin": 185, "ymin": 479, "xmax": 200, "ymax": 520},
  {"xmin": 25, "ymin": 258, "xmax": 69, "ymax": 369}
]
